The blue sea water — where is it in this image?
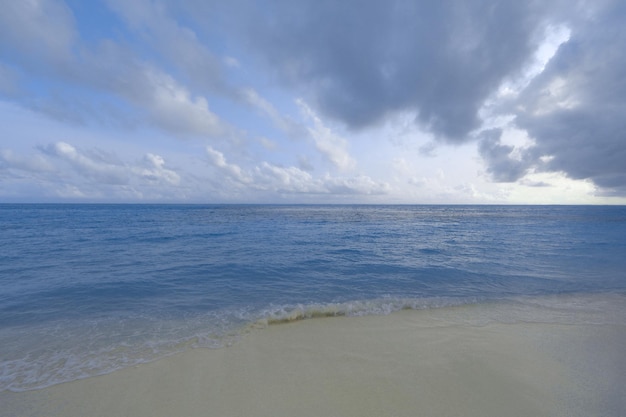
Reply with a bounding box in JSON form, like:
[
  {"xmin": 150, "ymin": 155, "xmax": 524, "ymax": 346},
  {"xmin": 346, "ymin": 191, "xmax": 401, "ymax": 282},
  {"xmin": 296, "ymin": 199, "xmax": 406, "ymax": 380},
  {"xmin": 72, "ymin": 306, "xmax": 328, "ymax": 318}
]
[{"xmin": 1, "ymin": 204, "xmax": 625, "ymax": 391}]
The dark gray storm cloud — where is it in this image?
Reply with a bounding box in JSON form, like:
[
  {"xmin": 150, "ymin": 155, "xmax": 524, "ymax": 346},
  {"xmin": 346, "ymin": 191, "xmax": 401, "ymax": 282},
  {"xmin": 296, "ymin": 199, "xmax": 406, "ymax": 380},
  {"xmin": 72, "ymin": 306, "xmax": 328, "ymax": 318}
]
[
  {"xmin": 511, "ymin": 1, "xmax": 626, "ymax": 195},
  {"xmin": 233, "ymin": 0, "xmax": 626, "ymax": 194},
  {"xmin": 478, "ymin": 129, "xmax": 532, "ymax": 182},
  {"xmin": 242, "ymin": 0, "xmax": 551, "ymax": 141}
]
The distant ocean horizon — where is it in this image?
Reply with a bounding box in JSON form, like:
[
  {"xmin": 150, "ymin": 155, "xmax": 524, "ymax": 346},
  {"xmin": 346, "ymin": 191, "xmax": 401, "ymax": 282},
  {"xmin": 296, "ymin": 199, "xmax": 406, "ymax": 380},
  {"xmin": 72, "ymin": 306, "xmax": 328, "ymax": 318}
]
[{"xmin": 1, "ymin": 204, "xmax": 625, "ymax": 392}]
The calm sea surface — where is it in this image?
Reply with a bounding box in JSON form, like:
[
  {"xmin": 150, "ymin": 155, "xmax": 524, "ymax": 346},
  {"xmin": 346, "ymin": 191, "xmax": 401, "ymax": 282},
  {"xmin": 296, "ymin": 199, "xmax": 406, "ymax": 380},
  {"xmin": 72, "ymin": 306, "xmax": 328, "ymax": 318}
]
[{"xmin": 1, "ymin": 204, "xmax": 625, "ymax": 391}]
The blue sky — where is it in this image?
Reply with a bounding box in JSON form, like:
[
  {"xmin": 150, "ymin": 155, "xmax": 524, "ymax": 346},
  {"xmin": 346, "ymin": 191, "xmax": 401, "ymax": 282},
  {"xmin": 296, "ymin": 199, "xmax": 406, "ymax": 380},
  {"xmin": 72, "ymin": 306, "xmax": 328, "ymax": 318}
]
[{"xmin": 1, "ymin": 0, "xmax": 625, "ymax": 203}]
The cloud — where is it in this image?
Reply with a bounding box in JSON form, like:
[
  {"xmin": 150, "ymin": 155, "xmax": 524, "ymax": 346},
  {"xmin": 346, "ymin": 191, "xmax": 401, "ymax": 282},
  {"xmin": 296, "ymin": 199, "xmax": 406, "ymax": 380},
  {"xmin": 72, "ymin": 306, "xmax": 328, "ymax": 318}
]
[
  {"xmin": 3, "ymin": 1, "xmax": 626, "ymax": 202},
  {"xmin": 0, "ymin": 63, "xmax": 19, "ymax": 97},
  {"xmin": 0, "ymin": 0, "xmax": 77, "ymax": 70},
  {"xmin": 206, "ymin": 146, "xmax": 251, "ymax": 185},
  {"xmin": 511, "ymin": 1, "xmax": 626, "ymax": 194},
  {"xmin": 0, "ymin": 0, "xmax": 236, "ymax": 141},
  {"xmin": 105, "ymin": 0, "xmax": 229, "ymax": 95},
  {"xmin": 478, "ymin": 129, "xmax": 532, "ymax": 183},
  {"xmin": 139, "ymin": 68, "xmax": 233, "ymax": 139},
  {"xmin": 254, "ymin": 162, "xmax": 319, "ymax": 193},
  {"xmin": 0, "ymin": 148, "xmax": 56, "ymax": 174},
  {"xmin": 240, "ymin": 88, "xmax": 307, "ymax": 139},
  {"xmin": 43, "ymin": 142, "xmax": 129, "ymax": 185},
  {"xmin": 205, "ymin": 146, "xmax": 387, "ymax": 196},
  {"xmin": 139, "ymin": 153, "xmax": 181, "ymax": 185},
  {"xmin": 2, "ymin": 142, "xmax": 182, "ymax": 200},
  {"xmin": 243, "ymin": 0, "xmax": 552, "ymax": 141},
  {"xmin": 108, "ymin": 0, "xmax": 309, "ymax": 142},
  {"xmin": 74, "ymin": 41, "xmax": 237, "ymax": 140},
  {"xmin": 297, "ymin": 100, "xmax": 356, "ymax": 171},
  {"xmin": 322, "ymin": 174, "xmax": 391, "ymax": 195},
  {"xmin": 223, "ymin": 56, "xmax": 240, "ymax": 69}
]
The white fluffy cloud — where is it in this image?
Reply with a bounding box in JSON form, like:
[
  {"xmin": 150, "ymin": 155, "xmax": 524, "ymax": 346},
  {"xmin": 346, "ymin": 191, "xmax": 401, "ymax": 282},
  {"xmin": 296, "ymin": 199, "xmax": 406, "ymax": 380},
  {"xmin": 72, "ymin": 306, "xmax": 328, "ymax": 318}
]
[
  {"xmin": 206, "ymin": 146, "xmax": 387, "ymax": 197},
  {"xmin": 1, "ymin": 141, "xmax": 182, "ymax": 200},
  {"xmin": 0, "ymin": 0, "xmax": 236, "ymax": 142},
  {"xmin": 142, "ymin": 69, "xmax": 231, "ymax": 139},
  {"xmin": 297, "ymin": 100, "xmax": 356, "ymax": 171},
  {"xmin": 45, "ymin": 142, "xmax": 129, "ymax": 185}
]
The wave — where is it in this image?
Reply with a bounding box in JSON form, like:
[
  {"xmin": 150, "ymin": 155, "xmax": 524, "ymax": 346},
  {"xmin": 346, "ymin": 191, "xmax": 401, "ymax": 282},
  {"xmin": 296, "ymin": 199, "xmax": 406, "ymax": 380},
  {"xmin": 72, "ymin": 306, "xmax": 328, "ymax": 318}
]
[
  {"xmin": 251, "ymin": 291, "xmax": 626, "ymax": 328},
  {"xmin": 2, "ymin": 291, "xmax": 624, "ymax": 393},
  {"xmin": 253, "ymin": 296, "xmax": 480, "ymax": 325}
]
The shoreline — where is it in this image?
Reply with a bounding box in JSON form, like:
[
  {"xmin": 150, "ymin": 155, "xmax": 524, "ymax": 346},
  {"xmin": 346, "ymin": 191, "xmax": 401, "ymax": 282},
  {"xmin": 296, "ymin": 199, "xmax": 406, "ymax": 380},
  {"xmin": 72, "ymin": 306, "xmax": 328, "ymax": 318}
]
[
  {"xmin": 3, "ymin": 304, "xmax": 625, "ymax": 417},
  {"xmin": 3, "ymin": 292, "xmax": 624, "ymax": 394}
]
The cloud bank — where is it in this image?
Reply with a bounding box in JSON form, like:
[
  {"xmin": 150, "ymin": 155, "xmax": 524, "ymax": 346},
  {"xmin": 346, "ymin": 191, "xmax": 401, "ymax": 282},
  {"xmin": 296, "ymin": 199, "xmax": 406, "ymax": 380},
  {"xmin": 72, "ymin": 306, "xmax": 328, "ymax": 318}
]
[{"xmin": 1, "ymin": 0, "xmax": 625, "ymax": 202}]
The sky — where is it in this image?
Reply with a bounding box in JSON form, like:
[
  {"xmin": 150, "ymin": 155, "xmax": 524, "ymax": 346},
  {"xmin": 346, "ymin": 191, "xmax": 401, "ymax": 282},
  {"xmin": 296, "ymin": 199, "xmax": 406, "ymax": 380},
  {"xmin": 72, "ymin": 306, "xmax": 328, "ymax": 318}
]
[{"xmin": 1, "ymin": 0, "xmax": 625, "ymax": 204}]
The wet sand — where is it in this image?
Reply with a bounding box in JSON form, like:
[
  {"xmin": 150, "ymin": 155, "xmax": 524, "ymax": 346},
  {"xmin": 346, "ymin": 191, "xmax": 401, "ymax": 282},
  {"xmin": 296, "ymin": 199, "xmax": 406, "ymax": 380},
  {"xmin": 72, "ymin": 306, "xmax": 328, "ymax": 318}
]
[{"xmin": 3, "ymin": 305, "xmax": 625, "ymax": 417}]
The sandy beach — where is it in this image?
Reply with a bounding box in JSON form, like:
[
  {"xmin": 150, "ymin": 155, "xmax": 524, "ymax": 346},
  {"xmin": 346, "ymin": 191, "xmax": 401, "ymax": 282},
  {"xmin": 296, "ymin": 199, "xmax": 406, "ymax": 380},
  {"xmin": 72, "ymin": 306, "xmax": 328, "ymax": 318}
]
[{"xmin": 3, "ymin": 304, "xmax": 625, "ymax": 417}]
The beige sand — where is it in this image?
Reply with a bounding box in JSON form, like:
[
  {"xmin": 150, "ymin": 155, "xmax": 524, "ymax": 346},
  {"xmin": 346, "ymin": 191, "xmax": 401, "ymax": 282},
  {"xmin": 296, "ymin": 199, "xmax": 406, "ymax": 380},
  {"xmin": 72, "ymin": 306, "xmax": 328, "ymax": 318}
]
[{"xmin": 3, "ymin": 307, "xmax": 624, "ymax": 417}]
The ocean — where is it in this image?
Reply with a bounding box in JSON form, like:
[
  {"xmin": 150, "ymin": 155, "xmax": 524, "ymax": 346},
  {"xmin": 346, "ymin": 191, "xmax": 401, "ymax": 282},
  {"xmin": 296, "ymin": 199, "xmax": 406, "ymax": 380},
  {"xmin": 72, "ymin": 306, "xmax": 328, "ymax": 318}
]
[{"xmin": 1, "ymin": 204, "xmax": 625, "ymax": 392}]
